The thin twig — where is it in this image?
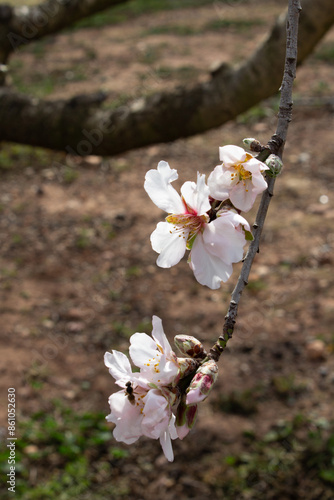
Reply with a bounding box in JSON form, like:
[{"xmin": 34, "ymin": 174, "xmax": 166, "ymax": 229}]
[{"xmin": 209, "ymin": 0, "xmax": 302, "ymax": 362}]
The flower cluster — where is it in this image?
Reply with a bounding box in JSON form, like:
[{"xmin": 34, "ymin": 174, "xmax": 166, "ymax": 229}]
[
  {"xmin": 144, "ymin": 144, "xmax": 268, "ymax": 289},
  {"xmin": 104, "ymin": 143, "xmax": 273, "ymax": 461},
  {"xmin": 104, "ymin": 316, "xmax": 217, "ymax": 462}
]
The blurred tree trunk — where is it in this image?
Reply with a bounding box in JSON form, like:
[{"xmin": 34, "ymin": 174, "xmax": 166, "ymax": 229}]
[
  {"xmin": 0, "ymin": 0, "xmax": 130, "ymax": 63},
  {"xmin": 0, "ymin": 0, "xmax": 333, "ymax": 156}
]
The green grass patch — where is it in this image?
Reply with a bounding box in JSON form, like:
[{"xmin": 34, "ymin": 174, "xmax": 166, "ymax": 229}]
[
  {"xmin": 142, "ymin": 17, "xmax": 263, "ymax": 38},
  {"xmin": 62, "ymin": 166, "xmax": 79, "ymax": 184},
  {"xmin": 0, "ymin": 402, "xmax": 125, "ymax": 500},
  {"xmin": 237, "ymin": 103, "xmax": 274, "ymax": 124},
  {"xmin": 209, "ymin": 418, "xmax": 334, "ymax": 498},
  {"xmin": 314, "ymin": 42, "xmax": 334, "ymax": 65},
  {"xmin": 247, "ymin": 278, "xmax": 267, "ymax": 292},
  {"xmin": 144, "ymin": 24, "xmax": 199, "ymax": 36},
  {"xmin": 73, "ymin": 0, "xmax": 220, "ymax": 30},
  {"xmin": 0, "ymin": 143, "xmax": 64, "ymax": 172},
  {"xmin": 205, "ymin": 18, "xmax": 264, "ymax": 32},
  {"xmin": 1, "ymin": 403, "xmax": 334, "ymax": 499}
]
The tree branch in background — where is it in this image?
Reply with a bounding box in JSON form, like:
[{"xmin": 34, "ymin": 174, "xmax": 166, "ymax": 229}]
[
  {"xmin": 0, "ymin": 0, "xmax": 131, "ymax": 63},
  {"xmin": 209, "ymin": 0, "xmax": 302, "ymax": 362},
  {"xmin": 0, "ymin": 0, "xmax": 332, "ymax": 155}
]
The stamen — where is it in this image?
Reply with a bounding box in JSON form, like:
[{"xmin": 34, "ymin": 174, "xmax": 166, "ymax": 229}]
[
  {"xmin": 165, "ymin": 213, "xmax": 207, "ymax": 246},
  {"xmin": 232, "ymin": 155, "xmax": 253, "ymax": 183}
]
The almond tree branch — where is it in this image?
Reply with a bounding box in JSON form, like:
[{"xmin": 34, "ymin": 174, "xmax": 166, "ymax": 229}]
[
  {"xmin": 0, "ymin": 0, "xmax": 332, "ymax": 154},
  {"xmin": 209, "ymin": 0, "xmax": 302, "ymax": 362},
  {"xmin": 0, "ymin": 0, "xmax": 131, "ymax": 64}
]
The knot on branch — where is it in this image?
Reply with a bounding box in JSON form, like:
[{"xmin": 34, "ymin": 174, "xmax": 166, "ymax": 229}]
[{"xmin": 267, "ymin": 134, "xmax": 284, "ymax": 155}]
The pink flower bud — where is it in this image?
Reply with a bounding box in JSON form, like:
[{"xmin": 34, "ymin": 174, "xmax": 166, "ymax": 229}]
[
  {"xmin": 186, "ymin": 360, "xmax": 218, "ymax": 405},
  {"xmin": 175, "ymin": 399, "xmax": 198, "ymax": 440},
  {"xmin": 174, "ymin": 335, "xmax": 207, "ymax": 359}
]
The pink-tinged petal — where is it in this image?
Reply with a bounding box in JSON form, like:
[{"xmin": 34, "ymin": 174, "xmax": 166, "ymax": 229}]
[
  {"xmin": 151, "ymin": 221, "xmax": 187, "ymax": 268},
  {"xmin": 186, "ymin": 387, "xmax": 206, "ymax": 405},
  {"xmin": 189, "ymin": 234, "xmax": 233, "ymax": 289},
  {"xmin": 107, "ymin": 391, "xmax": 143, "ymax": 444},
  {"xmin": 176, "ymin": 423, "xmax": 190, "ymax": 440},
  {"xmin": 104, "ymin": 351, "xmax": 132, "ymax": 386},
  {"xmin": 144, "ymin": 161, "xmax": 184, "ymax": 214},
  {"xmin": 180, "ymin": 173, "xmax": 211, "ymax": 215},
  {"xmin": 230, "ymin": 181, "xmax": 256, "ymax": 212},
  {"xmin": 203, "ymin": 215, "xmax": 247, "ymax": 263},
  {"xmin": 186, "ymin": 360, "xmax": 218, "ymax": 404},
  {"xmin": 141, "ymin": 390, "xmax": 170, "ymax": 439},
  {"xmin": 219, "ymin": 145, "xmax": 247, "ymax": 166},
  {"xmin": 129, "ymin": 332, "xmax": 160, "ymax": 367}
]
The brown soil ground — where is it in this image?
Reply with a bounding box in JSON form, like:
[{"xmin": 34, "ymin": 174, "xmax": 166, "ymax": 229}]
[{"xmin": 1, "ymin": 1, "xmax": 334, "ymax": 499}]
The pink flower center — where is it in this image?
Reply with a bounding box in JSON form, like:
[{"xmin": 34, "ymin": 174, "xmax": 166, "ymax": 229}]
[{"xmin": 165, "ymin": 213, "xmax": 207, "ymax": 248}]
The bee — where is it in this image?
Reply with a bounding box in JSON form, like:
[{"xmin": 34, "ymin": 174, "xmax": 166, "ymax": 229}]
[{"xmin": 125, "ymin": 381, "xmax": 135, "ymax": 405}]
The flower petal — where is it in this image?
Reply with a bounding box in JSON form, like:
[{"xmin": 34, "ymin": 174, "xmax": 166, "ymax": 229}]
[
  {"xmin": 189, "ymin": 233, "xmax": 233, "ymax": 289},
  {"xmin": 151, "ymin": 316, "xmax": 179, "ymax": 383},
  {"xmin": 249, "ymin": 170, "xmax": 268, "ymax": 194},
  {"xmin": 159, "ymin": 413, "xmax": 177, "ymax": 462},
  {"xmin": 203, "ymin": 214, "xmax": 248, "ymax": 263},
  {"xmin": 141, "ymin": 389, "xmax": 170, "ymax": 439},
  {"xmin": 186, "ymin": 387, "xmax": 207, "ymax": 405},
  {"xmin": 104, "ymin": 350, "xmax": 133, "ymax": 386},
  {"xmin": 129, "ymin": 332, "xmax": 160, "ymax": 367},
  {"xmin": 151, "ymin": 221, "xmax": 187, "ymax": 268},
  {"xmin": 219, "ymin": 145, "xmax": 247, "ymax": 166},
  {"xmin": 151, "ymin": 315, "xmax": 172, "ymax": 356},
  {"xmin": 107, "ymin": 391, "xmax": 143, "ymax": 444},
  {"xmin": 208, "ymin": 165, "xmax": 234, "ymax": 201},
  {"xmin": 180, "ymin": 173, "xmax": 211, "ymax": 215},
  {"xmin": 244, "ymin": 156, "xmax": 269, "ymax": 173},
  {"xmin": 159, "ymin": 429, "xmax": 174, "ymax": 462},
  {"xmin": 229, "ymin": 181, "xmax": 256, "ymax": 212},
  {"xmin": 144, "ymin": 161, "xmax": 184, "ymax": 213}
]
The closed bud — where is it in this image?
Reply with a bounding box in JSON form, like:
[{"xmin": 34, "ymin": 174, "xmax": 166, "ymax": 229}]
[
  {"xmin": 265, "ymin": 154, "xmax": 283, "ymax": 177},
  {"xmin": 174, "ymin": 335, "xmax": 207, "ymax": 359},
  {"xmin": 175, "ymin": 399, "xmax": 198, "ymax": 440},
  {"xmin": 242, "ymin": 138, "xmax": 261, "ymax": 152},
  {"xmin": 178, "ymin": 357, "xmax": 198, "ymax": 379},
  {"xmin": 186, "ymin": 360, "xmax": 218, "ymax": 405}
]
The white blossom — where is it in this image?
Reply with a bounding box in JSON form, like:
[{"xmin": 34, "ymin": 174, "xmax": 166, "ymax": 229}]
[
  {"xmin": 145, "ymin": 161, "xmax": 251, "ymax": 289},
  {"xmin": 208, "ymin": 145, "xmax": 269, "ymax": 212}
]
